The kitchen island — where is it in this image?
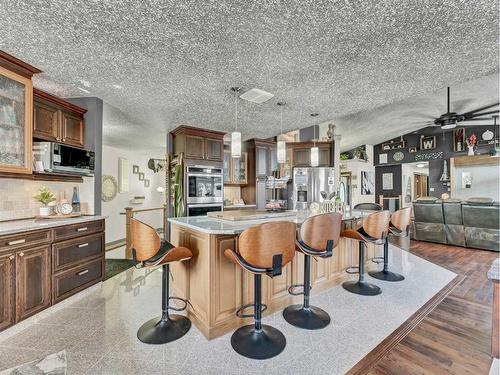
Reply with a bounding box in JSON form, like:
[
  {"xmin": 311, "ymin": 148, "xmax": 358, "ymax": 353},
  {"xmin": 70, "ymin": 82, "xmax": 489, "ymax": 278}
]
[{"xmin": 168, "ymin": 210, "xmax": 377, "ymax": 339}]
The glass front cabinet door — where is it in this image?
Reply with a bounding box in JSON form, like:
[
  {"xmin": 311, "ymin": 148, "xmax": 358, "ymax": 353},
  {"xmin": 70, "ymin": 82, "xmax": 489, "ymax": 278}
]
[{"xmin": 0, "ymin": 66, "xmax": 32, "ymax": 174}]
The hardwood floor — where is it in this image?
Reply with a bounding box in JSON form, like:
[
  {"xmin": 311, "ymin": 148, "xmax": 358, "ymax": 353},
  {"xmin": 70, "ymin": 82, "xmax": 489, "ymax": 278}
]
[{"xmin": 354, "ymin": 239, "xmax": 497, "ymax": 375}]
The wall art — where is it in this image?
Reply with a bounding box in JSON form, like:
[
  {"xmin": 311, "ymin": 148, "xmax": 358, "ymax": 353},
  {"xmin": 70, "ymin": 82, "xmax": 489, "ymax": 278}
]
[
  {"xmin": 409, "ymin": 146, "xmax": 418, "ymax": 153},
  {"xmin": 420, "ymin": 135, "xmax": 436, "ymax": 150},
  {"xmin": 118, "ymin": 158, "xmax": 129, "ymax": 193},
  {"xmin": 133, "ymin": 165, "xmax": 140, "ymax": 174},
  {"xmin": 453, "ymin": 128, "xmax": 466, "ymax": 152},
  {"xmin": 138, "ymin": 172, "xmax": 144, "ymax": 181},
  {"xmin": 414, "ymin": 151, "xmax": 443, "ymax": 161},
  {"xmin": 379, "ymin": 153, "xmax": 388, "ymax": 164},
  {"xmin": 144, "ymin": 179, "xmax": 150, "ymax": 188},
  {"xmin": 361, "ymin": 171, "xmax": 374, "ymax": 195},
  {"xmin": 382, "ymin": 173, "xmax": 393, "ymax": 190}
]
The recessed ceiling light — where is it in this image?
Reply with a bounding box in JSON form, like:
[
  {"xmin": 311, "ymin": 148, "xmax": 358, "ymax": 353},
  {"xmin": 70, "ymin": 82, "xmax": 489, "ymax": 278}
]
[
  {"xmin": 112, "ymin": 84, "xmax": 123, "ymax": 89},
  {"xmin": 77, "ymin": 87, "xmax": 91, "ymax": 94},
  {"xmin": 240, "ymin": 88, "xmax": 274, "ymax": 104},
  {"xmin": 79, "ymin": 79, "xmax": 91, "ymax": 88},
  {"xmin": 416, "ymin": 163, "xmax": 426, "ymax": 168}
]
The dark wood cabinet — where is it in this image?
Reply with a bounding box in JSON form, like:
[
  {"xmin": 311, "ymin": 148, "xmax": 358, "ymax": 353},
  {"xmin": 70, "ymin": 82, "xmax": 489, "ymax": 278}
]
[
  {"xmin": 256, "ymin": 145, "xmax": 268, "ymax": 178},
  {"xmin": 224, "ymin": 150, "xmax": 248, "ymax": 185},
  {"xmin": 172, "ymin": 126, "xmax": 225, "ymax": 163},
  {"xmin": 291, "ymin": 143, "xmax": 332, "ymax": 167},
  {"xmin": 61, "ymin": 112, "xmax": 84, "ymax": 148},
  {"xmin": 0, "ymin": 252, "xmax": 15, "ymax": 331},
  {"xmin": 0, "ymin": 219, "xmax": 105, "ymax": 333},
  {"xmin": 293, "ymin": 148, "xmax": 310, "ymax": 167},
  {"xmin": 15, "ymin": 245, "xmax": 51, "ymax": 321},
  {"xmin": 33, "ymin": 89, "xmax": 86, "ymax": 149},
  {"xmin": 205, "ymin": 138, "xmax": 223, "ymax": 161},
  {"xmin": 33, "ymin": 101, "xmax": 59, "ymax": 142}
]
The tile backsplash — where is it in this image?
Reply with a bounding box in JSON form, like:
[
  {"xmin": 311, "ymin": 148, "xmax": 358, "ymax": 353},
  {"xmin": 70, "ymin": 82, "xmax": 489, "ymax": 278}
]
[{"xmin": 0, "ymin": 178, "xmax": 95, "ymax": 221}]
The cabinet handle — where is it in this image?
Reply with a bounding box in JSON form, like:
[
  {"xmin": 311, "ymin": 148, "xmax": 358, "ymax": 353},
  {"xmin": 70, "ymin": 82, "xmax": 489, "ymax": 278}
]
[
  {"xmin": 8, "ymin": 239, "xmax": 26, "ymax": 246},
  {"xmin": 18, "ymin": 252, "xmax": 24, "ymax": 257},
  {"xmin": 76, "ymin": 227, "xmax": 88, "ymax": 232},
  {"xmin": 77, "ymin": 243, "xmax": 89, "ymax": 248},
  {"xmin": 77, "ymin": 269, "xmax": 89, "ymax": 276},
  {"xmin": 9, "ymin": 255, "xmax": 14, "ymax": 260}
]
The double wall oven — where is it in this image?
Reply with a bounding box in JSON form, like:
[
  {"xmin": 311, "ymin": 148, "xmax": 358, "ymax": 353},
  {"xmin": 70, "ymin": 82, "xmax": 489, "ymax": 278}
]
[{"xmin": 186, "ymin": 166, "xmax": 223, "ymax": 216}]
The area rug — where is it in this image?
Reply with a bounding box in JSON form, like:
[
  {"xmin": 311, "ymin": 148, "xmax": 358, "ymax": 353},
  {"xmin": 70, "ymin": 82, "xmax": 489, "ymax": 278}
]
[{"xmin": 0, "ymin": 350, "xmax": 66, "ymax": 375}]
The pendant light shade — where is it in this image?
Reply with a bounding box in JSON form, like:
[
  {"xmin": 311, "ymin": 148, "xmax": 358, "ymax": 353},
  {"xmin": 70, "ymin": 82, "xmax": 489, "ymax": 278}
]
[
  {"xmin": 310, "ymin": 146, "xmax": 319, "ymax": 167},
  {"xmin": 231, "ymin": 87, "xmax": 241, "ymax": 158},
  {"xmin": 310, "ymin": 113, "xmax": 319, "ymax": 167},
  {"xmin": 231, "ymin": 131, "xmax": 241, "ymax": 158},
  {"xmin": 276, "ymin": 101, "xmax": 286, "ymax": 164},
  {"xmin": 277, "ymin": 139, "xmax": 286, "ymax": 163}
]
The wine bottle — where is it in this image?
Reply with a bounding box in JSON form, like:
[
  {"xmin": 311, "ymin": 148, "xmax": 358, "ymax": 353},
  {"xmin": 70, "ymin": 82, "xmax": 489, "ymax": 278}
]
[{"xmin": 71, "ymin": 186, "xmax": 80, "ymax": 213}]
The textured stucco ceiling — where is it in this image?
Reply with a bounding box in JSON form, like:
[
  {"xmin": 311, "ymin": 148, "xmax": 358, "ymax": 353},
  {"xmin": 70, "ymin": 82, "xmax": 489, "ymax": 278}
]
[{"xmin": 1, "ymin": 0, "xmax": 498, "ymax": 151}]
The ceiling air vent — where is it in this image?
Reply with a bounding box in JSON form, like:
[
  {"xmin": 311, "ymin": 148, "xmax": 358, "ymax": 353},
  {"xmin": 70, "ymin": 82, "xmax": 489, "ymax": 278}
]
[{"xmin": 239, "ymin": 88, "xmax": 274, "ymax": 104}]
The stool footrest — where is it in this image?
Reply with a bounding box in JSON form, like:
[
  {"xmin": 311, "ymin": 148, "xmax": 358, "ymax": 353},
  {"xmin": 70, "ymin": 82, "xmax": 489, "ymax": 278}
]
[
  {"xmin": 287, "ymin": 284, "xmax": 312, "ymax": 296},
  {"xmin": 167, "ymin": 296, "xmax": 190, "ymax": 312},
  {"xmin": 371, "ymin": 256, "xmax": 384, "ymax": 264},
  {"xmin": 345, "ymin": 266, "xmax": 360, "ymax": 274},
  {"xmin": 236, "ymin": 303, "xmax": 268, "ymax": 319}
]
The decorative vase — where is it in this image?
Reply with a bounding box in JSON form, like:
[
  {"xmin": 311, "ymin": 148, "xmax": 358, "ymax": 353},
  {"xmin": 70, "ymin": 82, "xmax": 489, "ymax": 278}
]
[
  {"xmin": 39, "ymin": 206, "xmax": 50, "ymax": 216},
  {"xmin": 467, "ymin": 146, "xmax": 475, "ymax": 156}
]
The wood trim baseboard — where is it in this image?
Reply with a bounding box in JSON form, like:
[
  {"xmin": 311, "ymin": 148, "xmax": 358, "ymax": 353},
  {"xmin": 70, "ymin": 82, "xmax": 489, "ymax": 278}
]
[{"xmin": 347, "ymin": 274, "xmax": 465, "ymax": 375}]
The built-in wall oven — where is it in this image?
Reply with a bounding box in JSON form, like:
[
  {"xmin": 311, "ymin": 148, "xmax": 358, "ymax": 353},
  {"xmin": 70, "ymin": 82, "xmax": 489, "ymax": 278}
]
[{"xmin": 186, "ymin": 166, "xmax": 223, "ymax": 216}]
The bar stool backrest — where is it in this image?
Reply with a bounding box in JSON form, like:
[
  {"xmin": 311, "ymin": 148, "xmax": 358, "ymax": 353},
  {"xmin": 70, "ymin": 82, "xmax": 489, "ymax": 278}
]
[
  {"xmin": 391, "ymin": 207, "xmax": 412, "ymax": 232},
  {"xmin": 300, "ymin": 212, "xmax": 342, "ymax": 251},
  {"xmin": 238, "ymin": 221, "xmax": 297, "ymax": 269},
  {"xmin": 353, "ymin": 203, "xmax": 382, "ymax": 211},
  {"xmin": 362, "ymin": 211, "xmax": 391, "ymax": 240},
  {"xmin": 131, "ymin": 218, "xmax": 161, "ymax": 261}
]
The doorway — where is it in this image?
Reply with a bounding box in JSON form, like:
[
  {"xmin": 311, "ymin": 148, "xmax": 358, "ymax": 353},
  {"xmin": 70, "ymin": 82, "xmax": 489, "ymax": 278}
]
[
  {"xmin": 414, "ymin": 173, "xmax": 429, "ymax": 199},
  {"xmin": 340, "ymin": 172, "xmax": 351, "ymax": 206}
]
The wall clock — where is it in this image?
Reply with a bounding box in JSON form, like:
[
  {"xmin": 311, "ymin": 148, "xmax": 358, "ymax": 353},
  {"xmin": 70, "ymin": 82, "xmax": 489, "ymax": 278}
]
[
  {"xmin": 393, "ymin": 151, "xmax": 404, "ymax": 162},
  {"xmin": 102, "ymin": 175, "xmax": 118, "ymax": 202}
]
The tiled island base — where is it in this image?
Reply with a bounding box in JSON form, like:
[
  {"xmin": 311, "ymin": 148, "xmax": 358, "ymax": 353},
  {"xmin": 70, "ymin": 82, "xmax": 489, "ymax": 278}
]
[{"xmin": 0, "ymin": 245, "xmax": 455, "ymax": 375}]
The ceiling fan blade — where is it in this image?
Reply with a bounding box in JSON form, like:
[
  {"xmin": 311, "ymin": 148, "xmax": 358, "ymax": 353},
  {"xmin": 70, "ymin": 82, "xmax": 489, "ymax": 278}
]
[
  {"xmin": 451, "ymin": 98, "xmax": 475, "ymax": 113},
  {"xmin": 461, "ymin": 117, "xmax": 493, "ymax": 121},
  {"xmin": 467, "ymin": 110, "xmax": 499, "ymax": 118},
  {"xmin": 462, "ymin": 103, "xmax": 499, "ymax": 118}
]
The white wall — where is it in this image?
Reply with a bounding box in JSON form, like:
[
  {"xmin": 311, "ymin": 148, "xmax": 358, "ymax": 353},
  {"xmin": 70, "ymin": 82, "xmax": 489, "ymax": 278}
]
[
  {"xmin": 342, "ymin": 158, "xmax": 375, "ymax": 207},
  {"xmin": 452, "ymin": 164, "xmax": 500, "ymax": 200},
  {"xmin": 101, "ymin": 144, "xmax": 165, "ymax": 244}
]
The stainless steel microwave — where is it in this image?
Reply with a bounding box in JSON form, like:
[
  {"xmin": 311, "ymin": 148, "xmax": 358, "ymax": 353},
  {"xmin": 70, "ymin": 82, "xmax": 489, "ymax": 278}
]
[{"xmin": 33, "ymin": 142, "xmax": 95, "ymax": 176}]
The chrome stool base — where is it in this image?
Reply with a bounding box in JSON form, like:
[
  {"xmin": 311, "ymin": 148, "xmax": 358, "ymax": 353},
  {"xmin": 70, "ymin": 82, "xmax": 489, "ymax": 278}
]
[
  {"xmin": 283, "ymin": 304, "xmax": 331, "ymax": 330},
  {"xmin": 342, "ymin": 280, "xmax": 382, "ymax": 296},
  {"xmin": 368, "ymin": 269, "xmax": 405, "ymax": 282},
  {"xmin": 137, "ymin": 315, "xmax": 191, "ymax": 344},
  {"xmin": 231, "ymin": 324, "xmax": 286, "ymax": 360}
]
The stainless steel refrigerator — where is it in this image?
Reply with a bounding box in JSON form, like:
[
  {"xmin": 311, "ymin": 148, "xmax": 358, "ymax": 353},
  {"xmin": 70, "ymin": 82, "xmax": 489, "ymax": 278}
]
[{"xmin": 292, "ymin": 167, "xmax": 336, "ymax": 210}]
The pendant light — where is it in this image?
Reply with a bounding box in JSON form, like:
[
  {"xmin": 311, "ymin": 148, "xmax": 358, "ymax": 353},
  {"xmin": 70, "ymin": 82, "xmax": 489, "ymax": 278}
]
[
  {"xmin": 230, "ymin": 87, "xmax": 242, "ymax": 158},
  {"xmin": 276, "ymin": 101, "xmax": 286, "ymax": 164},
  {"xmin": 310, "ymin": 113, "xmax": 319, "ymax": 167}
]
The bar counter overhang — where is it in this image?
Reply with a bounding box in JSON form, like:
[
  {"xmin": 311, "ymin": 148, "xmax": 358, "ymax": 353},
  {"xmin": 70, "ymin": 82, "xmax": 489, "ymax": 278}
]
[{"xmin": 168, "ymin": 210, "xmax": 378, "ymax": 340}]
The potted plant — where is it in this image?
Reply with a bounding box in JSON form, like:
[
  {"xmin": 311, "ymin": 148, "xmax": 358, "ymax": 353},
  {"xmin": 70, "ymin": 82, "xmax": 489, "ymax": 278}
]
[{"xmin": 34, "ymin": 187, "xmax": 56, "ymax": 216}]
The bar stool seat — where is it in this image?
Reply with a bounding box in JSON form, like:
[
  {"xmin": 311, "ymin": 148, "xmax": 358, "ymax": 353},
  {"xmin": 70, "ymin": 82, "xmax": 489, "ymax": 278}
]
[
  {"xmin": 283, "ymin": 213, "xmax": 342, "ymax": 330},
  {"xmin": 224, "ymin": 221, "xmax": 296, "ymax": 360},
  {"xmin": 341, "ymin": 211, "xmax": 390, "ymax": 296},
  {"xmin": 369, "ymin": 207, "xmax": 411, "ymax": 282},
  {"xmin": 131, "ymin": 218, "xmax": 193, "ymax": 345}
]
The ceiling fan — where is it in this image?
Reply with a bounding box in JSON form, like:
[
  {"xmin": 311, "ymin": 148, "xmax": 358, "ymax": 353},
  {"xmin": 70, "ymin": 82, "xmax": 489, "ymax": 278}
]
[{"xmin": 419, "ymin": 87, "xmax": 499, "ymax": 130}]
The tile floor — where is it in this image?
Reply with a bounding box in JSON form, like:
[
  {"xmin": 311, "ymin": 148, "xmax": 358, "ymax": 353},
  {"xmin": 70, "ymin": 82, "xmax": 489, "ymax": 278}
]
[{"xmin": 0, "ymin": 245, "xmax": 456, "ymax": 375}]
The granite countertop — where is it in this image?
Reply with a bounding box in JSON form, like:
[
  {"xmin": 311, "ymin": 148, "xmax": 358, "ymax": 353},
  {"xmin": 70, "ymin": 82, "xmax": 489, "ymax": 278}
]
[
  {"xmin": 488, "ymin": 258, "xmax": 500, "ymax": 281},
  {"xmin": 168, "ymin": 210, "xmax": 371, "ymax": 235},
  {"xmin": 224, "ymin": 204, "xmax": 257, "ymax": 209},
  {"xmin": 0, "ymin": 215, "xmax": 107, "ymax": 236}
]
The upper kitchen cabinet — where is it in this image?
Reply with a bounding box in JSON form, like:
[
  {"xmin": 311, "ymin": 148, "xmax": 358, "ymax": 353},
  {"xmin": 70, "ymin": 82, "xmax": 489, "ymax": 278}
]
[
  {"xmin": 290, "ymin": 142, "xmax": 333, "ymax": 167},
  {"xmin": 223, "ymin": 150, "xmax": 248, "ymax": 185},
  {"xmin": 33, "ymin": 89, "xmax": 86, "ymax": 149},
  {"xmin": 0, "ymin": 51, "xmax": 41, "ymax": 174},
  {"xmin": 171, "ymin": 125, "xmax": 225, "ymax": 164},
  {"xmin": 249, "ymin": 139, "xmax": 278, "ymax": 178}
]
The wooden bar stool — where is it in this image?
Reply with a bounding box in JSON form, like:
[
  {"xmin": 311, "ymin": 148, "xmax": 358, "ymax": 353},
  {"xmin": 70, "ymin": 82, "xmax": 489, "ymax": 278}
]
[
  {"xmin": 225, "ymin": 221, "xmax": 296, "ymax": 360},
  {"xmin": 369, "ymin": 207, "xmax": 411, "ymax": 282},
  {"xmin": 341, "ymin": 211, "xmax": 390, "ymax": 296},
  {"xmin": 131, "ymin": 218, "xmax": 193, "ymax": 344},
  {"xmin": 283, "ymin": 213, "xmax": 342, "ymax": 329}
]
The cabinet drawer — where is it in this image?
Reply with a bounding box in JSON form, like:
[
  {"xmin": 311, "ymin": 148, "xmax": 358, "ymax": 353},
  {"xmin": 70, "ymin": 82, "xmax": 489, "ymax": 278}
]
[
  {"xmin": 53, "ymin": 220, "xmax": 104, "ymax": 241},
  {"xmin": 52, "ymin": 258, "xmax": 103, "ymax": 303},
  {"xmin": 52, "ymin": 233, "xmax": 104, "ymax": 272},
  {"xmin": 0, "ymin": 230, "xmax": 51, "ymax": 252}
]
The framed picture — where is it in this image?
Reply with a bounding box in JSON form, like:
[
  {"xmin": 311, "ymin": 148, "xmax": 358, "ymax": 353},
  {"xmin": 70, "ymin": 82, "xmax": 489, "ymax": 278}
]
[
  {"xmin": 361, "ymin": 171, "xmax": 374, "ymax": 195},
  {"xmin": 379, "ymin": 153, "xmax": 388, "ymax": 164},
  {"xmin": 453, "ymin": 128, "xmax": 466, "ymax": 152},
  {"xmin": 118, "ymin": 158, "xmax": 129, "ymax": 193},
  {"xmin": 132, "ymin": 165, "xmax": 140, "ymax": 174},
  {"xmin": 382, "ymin": 173, "xmax": 393, "ymax": 190},
  {"xmin": 409, "ymin": 146, "xmax": 418, "ymax": 153},
  {"xmin": 138, "ymin": 172, "xmax": 144, "ymax": 181},
  {"xmin": 420, "ymin": 135, "xmax": 436, "ymax": 150},
  {"xmin": 144, "ymin": 179, "xmax": 150, "ymax": 188}
]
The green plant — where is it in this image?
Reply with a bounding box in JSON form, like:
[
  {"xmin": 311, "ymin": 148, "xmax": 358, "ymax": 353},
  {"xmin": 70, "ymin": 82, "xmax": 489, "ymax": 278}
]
[
  {"xmin": 34, "ymin": 187, "xmax": 56, "ymax": 206},
  {"xmin": 340, "ymin": 153, "xmax": 350, "ymax": 160}
]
